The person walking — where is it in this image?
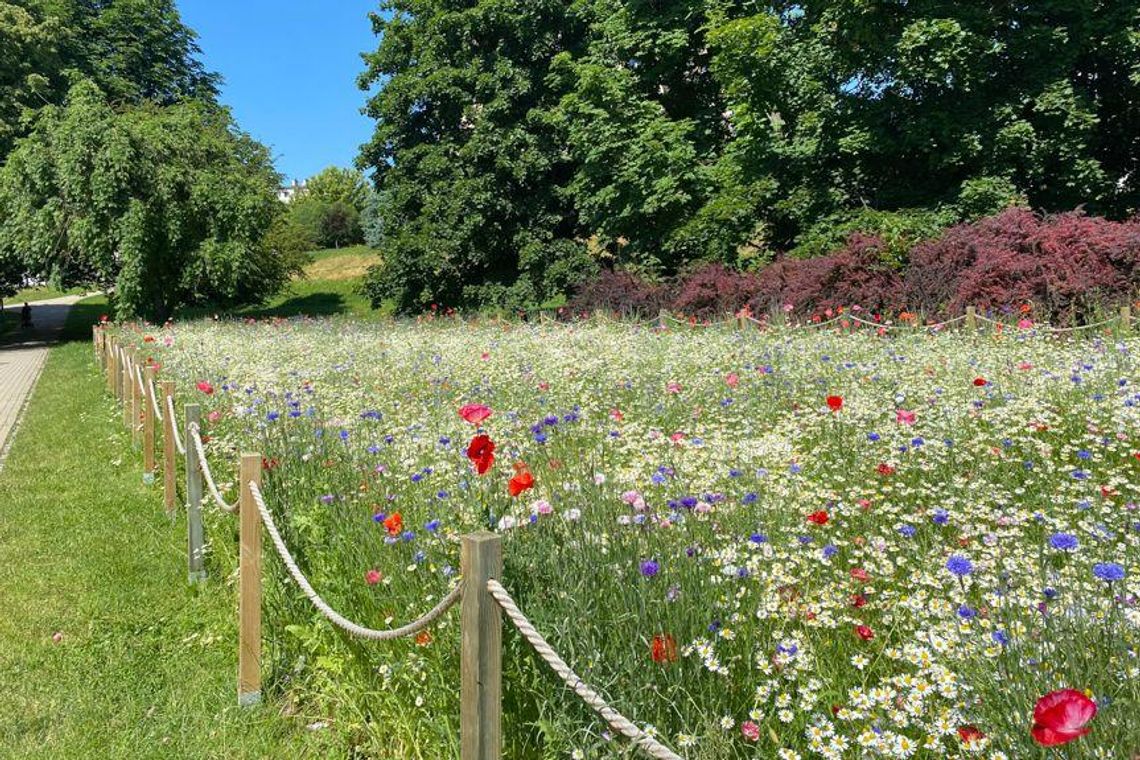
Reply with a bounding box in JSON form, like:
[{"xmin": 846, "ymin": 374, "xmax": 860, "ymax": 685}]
[{"xmin": 20, "ymin": 302, "xmax": 32, "ymax": 329}]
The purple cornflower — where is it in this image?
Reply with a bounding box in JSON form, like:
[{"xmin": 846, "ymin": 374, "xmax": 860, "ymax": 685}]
[{"xmin": 640, "ymin": 559, "xmax": 660, "ymax": 578}]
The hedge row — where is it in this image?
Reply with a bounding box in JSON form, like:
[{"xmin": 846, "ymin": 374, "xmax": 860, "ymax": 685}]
[{"xmin": 568, "ymin": 209, "xmax": 1140, "ymax": 323}]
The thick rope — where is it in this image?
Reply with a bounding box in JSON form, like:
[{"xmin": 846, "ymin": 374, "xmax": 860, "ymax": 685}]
[
  {"xmin": 486, "ymin": 579, "xmax": 683, "ymax": 760},
  {"xmin": 135, "ymin": 365, "xmax": 146, "ymax": 394},
  {"xmin": 188, "ymin": 422, "xmax": 238, "ymax": 513},
  {"xmin": 165, "ymin": 394, "xmax": 186, "ymax": 455},
  {"xmin": 147, "ymin": 379, "xmax": 164, "ymax": 422},
  {"xmin": 248, "ymin": 481, "xmax": 462, "ymax": 640}
]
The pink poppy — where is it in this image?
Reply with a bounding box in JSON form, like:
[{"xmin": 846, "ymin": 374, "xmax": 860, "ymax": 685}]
[
  {"xmin": 740, "ymin": 721, "xmax": 760, "ymax": 742},
  {"xmin": 896, "ymin": 409, "xmax": 916, "ymax": 425},
  {"xmin": 365, "ymin": 569, "xmax": 382, "ymax": 586},
  {"xmin": 459, "ymin": 404, "xmax": 493, "ymax": 425}
]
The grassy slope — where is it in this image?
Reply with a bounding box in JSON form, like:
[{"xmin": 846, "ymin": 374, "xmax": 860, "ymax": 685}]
[
  {"xmin": 0, "ymin": 298, "xmax": 326, "ymax": 759},
  {"xmin": 176, "ymin": 246, "xmax": 388, "ymax": 322}
]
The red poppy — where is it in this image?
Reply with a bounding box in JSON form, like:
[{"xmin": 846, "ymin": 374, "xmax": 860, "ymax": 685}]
[
  {"xmin": 261, "ymin": 457, "xmax": 279, "ymax": 471},
  {"xmin": 1031, "ymin": 689, "xmax": 1097, "ymax": 746},
  {"xmin": 958, "ymin": 725, "xmax": 985, "ymax": 743},
  {"xmin": 508, "ymin": 464, "xmax": 535, "ymax": 497},
  {"xmin": 806, "ymin": 510, "xmax": 829, "ymax": 526},
  {"xmin": 854, "ymin": 624, "xmax": 875, "ymax": 641},
  {"xmin": 466, "ymin": 434, "xmax": 495, "ymax": 475},
  {"xmin": 365, "ymin": 569, "xmax": 382, "ymax": 586},
  {"xmin": 415, "ymin": 630, "xmax": 432, "ymax": 646},
  {"xmin": 876, "ymin": 462, "xmax": 895, "ymax": 476},
  {"xmin": 851, "ymin": 593, "xmax": 867, "ymax": 608},
  {"xmin": 458, "ymin": 403, "xmax": 492, "ymax": 425},
  {"xmin": 383, "ymin": 512, "xmax": 403, "ymax": 537},
  {"xmin": 826, "ymin": 395, "xmax": 844, "ymax": 411},
  {"xmin": 850, "ymin": 567, "xmax": 870, "ymax": 583},
  {"xmin": 196, "ymin": 381, "xmax": 214, "ymax": 395},
  {"xmin": 973, "ymin": 377, "xmax": 987, "ymax": 387},
  {"xmin": 650, "ymin": 633, "xmax": 677, "ymax": 664}
]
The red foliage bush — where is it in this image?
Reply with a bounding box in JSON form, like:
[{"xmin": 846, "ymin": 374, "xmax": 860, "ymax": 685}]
[
  {"xmin": 669, "ymin": 263, "xmax": 759, "ymax": 319},
  {"xmin": 567, "ymin": 209, "xmax": 1140, "ymax": 324},
  {"xmin": 567, "ymin": 269, "xmax": 667, "ymax": 318},
  {"xmin": 749, "ymin": 234, "xmax": 906, "ymax": 318},
  {"xmin": 907, "ymin": 208, "xmax": 1140, "ymax": 320}
]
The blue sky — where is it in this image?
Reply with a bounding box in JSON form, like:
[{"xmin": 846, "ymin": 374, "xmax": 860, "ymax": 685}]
[{"xmin": 178, "ymin": 1, "xmax": 382, "ymax": 184}]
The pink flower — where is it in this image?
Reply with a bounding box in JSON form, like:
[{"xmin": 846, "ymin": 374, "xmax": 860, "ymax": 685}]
[
  {"xmin": 740, "ymin": 721, "xmax": 760, "ymax": 742},
  {"xmin": 725, "ymin": 372, "xmax": 739, "ymax": 388},
  {"xmin": 458, "ymin": 403, "xmax": 493, "ymax": 425},
  {"xmin": 782, "ymin": 303, "xmax": 794, "ymax": 313},
  {"xmin": 1017, "ymin": 318, "xmax": 1034, "ymax": 329},
  {"xmin": 207, "ymin": 410, "xmax": 222, "ymax": 423},
  {"xmin": 666, "ymin": 381, "xmax": 682, "ymax": 394},
  {"xmin": 1031, "ymin": 689, "xmax": 1097, "ymax": 746},
  {"xmin": 896, "ymin": 409, "xmax": 916, "ymax": 425},
  {"xmin": 196, "ymin": 381, "xmax": 214, "ymax": 395},
  {"xmin": 365, "ymin": 569, "xmax": 382, "ymax": 586},
  {"xmin": 51, "ymin": 631, "xmax": 63, "ymax": 643}
]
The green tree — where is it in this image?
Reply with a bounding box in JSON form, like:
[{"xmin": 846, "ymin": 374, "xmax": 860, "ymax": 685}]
[
  {"xmin": 0, "ymin": 81, "xmax": 290, "ymax": 321},
  {"xmin": 304, "ymin": 166, "xmax": 369, "ymax": 211},
  {"xmin": 357, "ymin": 0, "xmax": 594, "ymax": 313},
  {"xmin": 0, "ymin": 0, "xmax": 217, "ymax": 159}
]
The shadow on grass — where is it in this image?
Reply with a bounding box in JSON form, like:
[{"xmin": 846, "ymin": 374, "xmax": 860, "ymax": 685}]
[
  {"xmin": 242, "ymin": 292, "xmax": 349, "ymax": 319},
  {"xmin": 59, "ymin": 297, "xmax": 109, "ymax": 343}
]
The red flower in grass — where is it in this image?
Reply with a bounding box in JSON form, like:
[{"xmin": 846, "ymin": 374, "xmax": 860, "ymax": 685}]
[
  {"xmin": 807, "ymin": 510, "xmax": 829, "ymax": 526},
  {"xmin": 854, "ymin": 624, "xmax": 875, "ymax": 641},
  {"xmin": 876, "ymin": 462, "xmax": 895, "ymax": 476},
  {"xmin": 458, "ymin": 403, "xmax": 492, "ymax": 425},
  {"xmin": 849, "ymin": 567, "xmax": 870, "ymax": 583},
  {"xmin": 650, "ymin": 633, "xmax": 677, "ymax": 664},
  {"xmin": 826, "ymin": 395, "xmax": 844, "ymax": 412},
  {"xmin": 508, "ymin": 463, "xmax": 535, "ymax": 497},
  {"xmin": 958, "ymin": 725, "xmax": 985, "ymax": 744},
  {"xmin": 364, "ymin": 569, "xmax": 382, "ymax": 586},
  {"xmin": 383, "ymin": 512, "xmax": 403, "ymax": 537},
  {"xmin": 466, "ymin": 434, "xmax": 495, "ymax": 475},
  {"xmin": 196, "ymin": 381, "xmax": 214, "ymax": 395},
  {"xmin": 1031, "ymin": 689, "xmax": 1097, "ymax": 746},
  {"xmin": 973, "ymin": 377, "xmax": 987, "ymax": 387}
]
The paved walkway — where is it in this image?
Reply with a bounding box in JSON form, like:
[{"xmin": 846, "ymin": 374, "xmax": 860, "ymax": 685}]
[{"xmin": 0, "ymin": 295, "xmax": 88, "ymax": 467}]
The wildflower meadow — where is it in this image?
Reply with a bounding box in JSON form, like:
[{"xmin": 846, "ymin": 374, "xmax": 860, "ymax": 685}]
[{"xmin": 131, "ymin": 317, "xmax": 1139, "ymax": 759}]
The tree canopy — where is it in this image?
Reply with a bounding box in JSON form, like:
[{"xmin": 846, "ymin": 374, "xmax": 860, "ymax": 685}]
[
  {"xmin": 359, "ymin": 0, "xmax": 1140, "ymax": 313},
  {"xmin": 0, "ymin": 81, "xmax": 291, "ymax": 321},
  {"xmin": 0, "ymin": 0, "xmax": 217, "ymax": 160}
]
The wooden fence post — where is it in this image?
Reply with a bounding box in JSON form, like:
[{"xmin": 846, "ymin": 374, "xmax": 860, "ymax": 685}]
[
  {"xmin": 657, "ymin": 309, "xmax": 668, "ymax": 329},
  {"xmin": 185, "ymin": 403, "xmax": 206, "ymax": 583},
  {"xmin": 1121, "ymin": 305, "xmax": 1132, "ymax": 332},
  {"xmin": 143, "ymin": 365, "xmax": 157, "ymax": 484},
  {"xmin": 121, "ymin": 350, "xmax": 132, "ymax": 429},
  {"xmin": 108, "ymin": 338, "xmax": 118, "ymax": 396},
  {"xmin": 238, "ymin": 452, "xmax": 263, "ymax": 707},
  {"xmin": 460, "ymin": 532, "xmax": 502, "ymax": 760},
  {"xmin": 965, "ymin": 305, "xmax": 977, "ymax": 331},
  {"xmin": 162, "ymin": 380, "xmax": 177, "ymax": 515},
  {"xmin": 130, "ymin": 351, "xmax": 141, "ymax": 445}
]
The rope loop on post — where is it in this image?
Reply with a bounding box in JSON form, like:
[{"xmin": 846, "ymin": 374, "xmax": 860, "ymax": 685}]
[{"xmin": 188, "ymin": 422, "xmax": 238, "ymax": 513}]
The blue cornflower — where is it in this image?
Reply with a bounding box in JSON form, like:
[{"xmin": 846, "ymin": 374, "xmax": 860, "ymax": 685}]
[
  {"xmin": 957, "ymin": 605, "xmax": 977, "ymax": 619},
  {"xmin": 932, "ymin": 509, "xmax": 949, "ymax": 525},
  {"xmin": 1049, "ymin": 533, "xmax": 1080, "ymax": 551},
  {"xmin": 946, "ymin": 555, "xmax": 974, "ymax": 577},
  {"xmin": 339, "ymin": 429, "xmax": 349, "ymax": 441},
  {"xmin": 898, "ymin": 524, "xmax": 916, "ymax": 538},
  {"xmin": 992, "ymin": 630, "xmax": 1009, "ymax": 646},
  {"xmin": 749, "ymin": 532, "xmax": 768, "ymax": 544},
  {"xmin": 266, "ymin": 411, "xmax": 280, "ymax": 422},
  {"xmin": 822, "ymin": 544, "xmax": 838, "ymax": 559},
  {"xmin": 867, "ymin": 432, "xmax": 881, "ymax": 442},
  {"xmin": 425, "ymin": 519, "xmax": 441, "ymax": 533},
  {"xmin": 1093, "ymin": 562, "xmax": 1125, "ymax": 582},
  {"xmin": 742, "ymin": 492, "xmax": 758, "ymax": 504},
  {"xmin": 1077, "ymin": 450, "xmax": 1092, "ymax": 460},
  {"xmin": 640, "ymin": 559, "xmax": 660, "ymax": 578}
]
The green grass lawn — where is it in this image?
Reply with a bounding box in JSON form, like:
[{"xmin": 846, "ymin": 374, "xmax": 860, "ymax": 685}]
[
  {"xmin": 0, "ymin": 297, "xmax": 328, "ymax": 758},
  {"xmin": 10, "ymin": 284, "xmax": 89, "ymax": 303},
  {"xmin": 175, "ymin": 246, "xmax": 392, "ymax": 321}
]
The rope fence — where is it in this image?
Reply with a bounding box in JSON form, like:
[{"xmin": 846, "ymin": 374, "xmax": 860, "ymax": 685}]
[
  {"xmin": 250, "ymin": 481, "xmax": 462, "ymax": 640},
  {"xmin": 487, "ymin": 579, "xmax": 682, "ymax": 760},
  {"xmin": 89, "ymin": 308, "xmax": 1136, "ymax": 758}
]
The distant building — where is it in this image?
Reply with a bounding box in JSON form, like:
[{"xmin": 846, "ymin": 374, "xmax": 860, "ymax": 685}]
[{"xmin": 277, "ymin": 179, "xmax": 307, "ymax": 204}]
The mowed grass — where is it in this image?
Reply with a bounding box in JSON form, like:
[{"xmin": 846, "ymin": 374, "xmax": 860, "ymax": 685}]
[{"xmin": 0, "ymin": 297, "xmax": 327, "ymax": 758}]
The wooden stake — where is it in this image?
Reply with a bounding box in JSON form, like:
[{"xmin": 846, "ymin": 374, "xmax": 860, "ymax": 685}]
[
  {"xmin": 185, "ymin": 403, "xmax": 206, "ymax": 583},
  {"xmin": 108, "ymin": 338, "xmax": 118, "ymax": 396},
  {"xmin": 130, "ymin": 351, "xmax": 141, "ymax": 445},
  {"xmin": 143, "ymin": 365, "xmax": 157, "ymax": 482},
  {"xmin": 460, "ymin": 532, "xmax": 502, "ymax": 760},
  {"xmin": 238, "ymin": 452, "xmax": 262, "ymax": 707},
  {"xmin": 1121, "ymin": 306, "xmax": 1132, "ymax": 332},
  {"xmin": 121, "ymin": 350, "xmax": 132, "ymax": 429},
  {"xmin": 965, "ymin": 305, "xmax": 977, "ymax": 331},
  {"xmin": 162, "ymin": 380, "xmax": 177, "ymax": 515}
]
